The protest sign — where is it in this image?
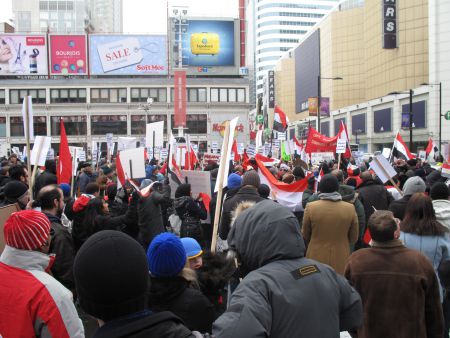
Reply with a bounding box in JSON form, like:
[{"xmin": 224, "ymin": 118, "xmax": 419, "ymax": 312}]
[
  {"xmin": 30, "ymin": 136, "xmax": 51, "ymax": 166},
  {"xmin": 181, "ymin": 170, "xmax": 211, "ymax": 198},
  {"xmin": 119, "ymin": 147, "xmax": 146, "ymax": 179},
  {"xmin": 336, "ymin": 139, "xmax": 347, "ymax": 154},
  {"xmin": 310, "ymin": 152, "xmax": 334, "ymax": 164},
  {"xmin": 146, "ymin": 121, "xmax": 164, "ymax": 149},
  {"xmin": 246, "ymin": 144, "xmax": 256, "ymax": 157},
  {"xmin": 370, "ymin": 154, "xmax": 398, "ymax": 184},
  {"xmin": 211, "ymin": 141, "xmax": 219, "ymax": 154},
  {"xmin": 203, "ymin": 152, "xmax": 221, "ymax": 163},
  {"xmin": 118, "ymin": 137, "xmax": 137, "ymax": 151},
  {"xmin": 160, "ymin": 148, "xmax": 168, "ymax": 160}
]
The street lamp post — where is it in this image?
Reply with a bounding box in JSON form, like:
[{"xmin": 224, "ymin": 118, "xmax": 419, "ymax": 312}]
[
  {"xmin": 421, "ymin": 82, "xmax": 442, "ymax": 153},
  {"xmin": 138, "ymin": 97, "xmax": 154, "ymax": 156},
  {"xmin": 317, "ymin": 76, "xmax": 343, "ymax": 133}
]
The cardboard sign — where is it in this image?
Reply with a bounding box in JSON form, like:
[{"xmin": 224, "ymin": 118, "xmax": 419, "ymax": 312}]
[
  {"xmin": 336, "ymin": 139, "xmax": 347, "ymax": 154},
  {"xmin": 146, "ymin": 121, "xmax": 164, "ymax": 149},
  {"xmin": 203, "ymin": 152, "xmax": 220, "ymax": 163},
  {"xmin": 118, "ymin": 137, "xmax": 137, "ymax": 151},
  {"xmin": 370, "ymin": 154, "xmax": 397, "ymax": 183},
  {"xmin": 181, "ymin": 170, "xmax": 211, "ymax": 198},
  {"xmin": 119, "ymin": 147, "xmax": 146, "ymax": 179},
  {"xmin": 310, "ymin": 152, "xmax": 334, "ymax": 164},
  {"xmin": 30, "ymin": 136, "xmax": 51, "ymax": 166}
]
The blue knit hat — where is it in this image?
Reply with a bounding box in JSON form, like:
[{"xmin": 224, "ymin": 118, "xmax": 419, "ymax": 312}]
[
  {"xmin": 147, "ymin": 233, "xmax": 186, "ymax": 277},
  {"xmin": 227, "ymin": 173, "xmax": 242, "ymax": 190},
  {"xmin": 180, "ymin": 237, "xmax": 203, "ymax": 259},
  {"xmin": 59, "ymin": 183, "xmax": 71, "ymax": 198}
]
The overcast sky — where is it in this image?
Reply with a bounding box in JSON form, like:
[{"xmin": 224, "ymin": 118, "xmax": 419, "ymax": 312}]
[{"xmin": 0, "ymin": 0, "xmax": 239, "ymax": 33}]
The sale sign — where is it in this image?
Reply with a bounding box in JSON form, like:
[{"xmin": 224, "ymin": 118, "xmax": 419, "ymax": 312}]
[
  {"xmin": 49, "ymin": 35, "xmax": 87, "ymax": 75},
  {"xmin": 89, "ymin": 35, "xmax": 167, "ymax": 75}
]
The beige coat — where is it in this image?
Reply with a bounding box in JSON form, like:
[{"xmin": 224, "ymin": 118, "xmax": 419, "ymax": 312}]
[{"xmin": 302, "ymin": 199, "xmax": 358, "ymax": 275}]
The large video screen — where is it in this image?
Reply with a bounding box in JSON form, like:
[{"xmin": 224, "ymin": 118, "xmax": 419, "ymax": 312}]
[{"xmin": 89, "ymin": 35, "xmax": 167, "ymax": 75}]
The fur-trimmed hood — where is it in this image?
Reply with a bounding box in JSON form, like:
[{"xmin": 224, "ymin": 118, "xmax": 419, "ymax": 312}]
[{"xmin": 230, "ymin": 201, "xmax": 256, "ymax": 227}]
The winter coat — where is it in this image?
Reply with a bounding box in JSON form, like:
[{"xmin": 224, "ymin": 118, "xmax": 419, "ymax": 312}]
[
  {"xmin": 213, "ymin": 200, "xmax": 363, "ymax": 338},
  {"xmin": 76, "ymin": 171, "xmax": 95, "ymax": 194},
  {"xmin": 400, "ymin": 231, "xmax": 450, "ymax": 301},
  {"xmin": 0, "ymin": 245, "xmax": 84, "ymax": 338},
  {"xmin": 34, "ymin": 170, "xmax": 57, "ymax": 197},
  {"xmin": 345, "ymin": 240, "xmax": 444, "ymax": 338},
  {"xmin": 388, "ymin": 194, "xmax": 412, "ymax": 220},
  {"xmin": 138, "ymin": 183, "xmax": 171, "ymax": 250},
  {"xmin": 433, "ymin": 199, "xmax": 450, "ymax": 230},
  {"xmin": 45, "ymin": 212, "xmax": 75, "ymax": 291},
  {"xmin": 219, "ymin": 186, "xmax": 264, "ymax": 240},
  {"xmin": 357, "ymin": 179, "xmax": 394, "ymax": 223},
  {"xmin": 92, "ymin": 311, "xmax": 199, "ymax": 338},
  {"xmin": 0, "ymin": 174, "xmax": 10, "ymax": 187},
  {"xmin": 70, "ymin": 195, "xmax": 95, "ymax": 251},
  {"xmin": 107, "ymin": 199, "xmax": 128, "ymax": 217},
  {"xmin": 148, "ymin": 276, "xmax": 216, "ymax": 333},
  {"xmin": 174, "ymin": 196, "xmax": 207, "ymax": 244}
]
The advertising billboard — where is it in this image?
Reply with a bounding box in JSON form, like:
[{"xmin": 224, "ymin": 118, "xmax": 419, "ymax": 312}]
[
  {"xmin": 89, "ymin": 35, "xmax": 167, "ymax": 75},
  {"xmin": 170, "ymin": 18, "xmax": 239, "ymax": 76},
  {"xmin": 0, "ymin": 35, "xmax": 48, "ymax": 76},
  {"xmin": 49, "ymin": 35, "xmax": 87, "ymax": 75}
]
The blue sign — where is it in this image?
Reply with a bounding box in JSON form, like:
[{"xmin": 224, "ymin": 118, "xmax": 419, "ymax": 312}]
[
  {"xmin": 89, "ymin": 35, "xmax": 167, "ymax": 75},
  {"xmin": 181, "ymin": 20, "xmax": 235, "ymax": 66}
]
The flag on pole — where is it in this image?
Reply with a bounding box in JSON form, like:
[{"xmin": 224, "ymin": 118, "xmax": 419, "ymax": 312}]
[
  {"xmin": 336, "ymin": 121, "xmax": 352, "ymax": 158},
  {"xmin": 231, "ymin": 139, "xmax": 240, "ymax": 162},
  {"xmin": 425, "ymin": 137, "xmax": 438, "ymax": 161},
  {"xmin": 273, "ymin": 105, "xmax": 289, "ymax": 132},
  {"xmin": 392, "ymin": 132, "xmax": 414, "ymax": 160},
  {"xmin": 57, "ymin": 118, "xmax": 72, "ymax": 184},
  {"xmin": 116, "ymin": 153, "xmax": 126, "ymax": 188}
]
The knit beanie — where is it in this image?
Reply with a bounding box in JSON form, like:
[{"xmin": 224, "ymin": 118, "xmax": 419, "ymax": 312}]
[
  {"xmin": 181, "ymin": 237, "xmax": 203, "ymax": 259},
  {"xmin": 59, "ymin": 183, "xmax": 71, "ymax": 198},
  {"xmin": 227, "ymin": 173, "xmax": 242, "ymax": 190},
  {"xmin": 402, "ymin": 176, "xmax": 426, "ymax": 196},
  {"xmin": 258, "ymin": 183, "xmax": 271, "ymax": 199},
  {"xmin": 101, "ymin": 166, "xmax": 113, "ymax": 175},
  {"xmin": 147, "ymin": 232, "xmax": 186, "ymax": 277},
  {"xmin": 319, "ymin": 174, "xmax": 339, "ymax": 193},
  {"xmin": 73, "ymin": 230, "xmax": 149, "ymax": 322},
  {"xmin": 175, "ymin": 183, "xmax": 191, "ymax": 198},
  {"xmin": 4, "ymin": 181, "xmax": 28, "ymax": 200},
  {"xmin": 430, "ymin": 182, "xmax": 450, "ymax": 200},
  {"xmin": 4, "ymin": 210, "xmax": 51, "ymax": 250},
  {"xmin": 241, "ymin": 170, "xmax": 260, "ymax": 188}
]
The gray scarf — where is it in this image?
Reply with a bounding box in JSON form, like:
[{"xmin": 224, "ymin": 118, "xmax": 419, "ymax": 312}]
[{"xmin": 318, "ymin": 192, "xmax": 342, "ymax": 201}]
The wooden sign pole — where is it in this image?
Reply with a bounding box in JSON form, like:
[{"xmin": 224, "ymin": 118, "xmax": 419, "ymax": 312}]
[
  {"xmin": 30, "ymin": 137, "xmax": 45, "ymax": 198},
  {"xmin": 211, "ymin": 121, "xmax": 231, "ymax": 254},
  {"xmin": 24, "ymin": 97, "xmax": 33, "ymax": 201}
]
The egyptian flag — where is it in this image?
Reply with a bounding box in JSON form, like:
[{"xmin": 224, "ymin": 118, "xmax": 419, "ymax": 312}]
[
  {"xmin": 273, "ymin": 105, "xmax": 289, "ymax": 132},
  {"xmin": 425, "ymin": 137, "xmax": 438, "ymax": 161},
  {"xmin": 392, "ymin": 132, "xmax": 414, "ymax": 160},
  {"xmin": 336, "ymin": 122, "xmax": 352, "ymax": 158},
  {"xmin": 160, "ymin": 156, "xmax": 182, "ymax": 185},
  {"xmin": 256, "ymin": 155, "xmax": 308, "ymax": 211},
  {"xmin": 57, "ymin": 118, "xmax": 72, "ymax": 184}
]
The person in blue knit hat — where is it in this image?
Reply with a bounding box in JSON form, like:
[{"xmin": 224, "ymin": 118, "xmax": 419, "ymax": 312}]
[
  {"xmin": 146, "ymin": 233, "xmax": 216, "ymax": 333},
  {"xmin": 181, "ymin": 237, "xmax": 204, "ymax": 270}
]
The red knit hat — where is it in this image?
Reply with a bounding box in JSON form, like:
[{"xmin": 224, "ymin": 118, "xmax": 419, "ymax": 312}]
[{"xmin": 4, "ymin": 210, "xmax": 51, "ymax": 250}]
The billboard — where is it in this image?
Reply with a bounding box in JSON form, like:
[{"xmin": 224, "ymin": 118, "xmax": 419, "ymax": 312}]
[
  {"xmin": 89, "ymin": 35, "xmax": 167, "ymax": 75},
  {"xmin": 170, "ymin": 18, "xmax": 239, "ymax": 76},
  {"xmin": 174, "ymin": 70, "xmax": 187, "ymax": 128},
  {"xmin": 0, "ymin": 35, "xmax": 48, "ymax": 76},
  {"xmin": 49, "ymin": 35, "xmax": 87, "ymax": 75}
]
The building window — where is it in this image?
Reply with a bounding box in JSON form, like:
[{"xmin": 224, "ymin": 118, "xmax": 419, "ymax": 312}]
[
  {"xmin": 130, "ymin": 88, "xmax": 167, "ymax": 103},
  {"xmin": 258, "ymin": 29, "xmax": 307, "ymax": 37},
  {"xmin": 401, "ymin": 101, "xmax": 426, "ymax": 129},
  {"xmin": 10, "ymin": 89, "xmax": 46, "ymax": 104},
  {"xmin": 51, "ymin": 116, "xmax": 87, "ymax": 136},
  {"xmin": 373, "ymin": 108, "xmax": 392, "ymax": 133},
  {"xmin": 50, "ymin": 88, "xmax": 86, "ymax": 103},
  {"xmin": 210, "ymin": 88, "xmax": 246, "ymax": 102},
  {"xmin": 10, "ymin": 116, "xmax": 47, "ymax": 137},
  {"xmin": 170, "ymin": 88, "xmax": 207, "ymax": 102},
  {"xmin": 171, "ymin": 114, "xmax": 207, "ymax": 134},
  {"xmin": 91, "ymin": 115, "xmax": 127, "ymax": 135},
  {"xmin": 91, "ymin": 88, "xmax": 127, "ymax": 103},
  {"xmin": 0, "ymin": 117, "xmax": 6, "ymax": 137},
  {"xmin": 17, "ymin": 11, "xmax": 31, "ymax": 32},
  {"xmin": 0, "ymin": 90, "xmax": 5, "ymax": 104},
  {"xmin": 352, "ymin": 114, "xmax": 366, "ymax": 134},
  {"xmin": 131, "ymin": 115, "xmax": 167, "ymax": 135},
  {"xmin": 334, "ymin": 118, "xmax": 346, "ymax": 135}
]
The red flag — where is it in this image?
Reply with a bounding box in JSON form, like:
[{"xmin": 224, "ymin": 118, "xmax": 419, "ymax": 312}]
[
  {"xmin": 336, "ymin": 122, "xmax": 352, "ymax": 158},
  {"xmin": 184, "ymin": 144, "xmax": 198, "ymax": 170},
  {"xmin": 231, "ymin": 140, "xmax": 240, "ymax": 162},
  {"xmin": 273, "ymin": 105, "xmax": 289, "ymax": 132},
  {"xmin": 425, "ymin": 138, "xmax": 433, "ymax": 155},
  {"xmin": 198, "ymin": 192, "xmax": 211, "ymax": 213},
  {"xmin": 116, "ymin": 153, "xmax": 126, "ymax": 188},
  {"xmin": 57, "ymin": 118, "xmax": 72, "ymax": 184},
  {"xmin": 305, "ymin": 127, "xmax": 340, "ymax": 154}
]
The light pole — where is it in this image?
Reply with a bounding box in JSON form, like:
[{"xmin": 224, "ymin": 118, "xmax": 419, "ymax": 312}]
[
  {"xmin": 421, "ymin": 82, "xmax": 442, "ymax": 154},
  {"xmin": 317, "ymin": 76, "xmax": 343, "ymax": 133},
  {"xmin": 388, "ymin": 89, "xmax": 414, "ymax": 149},
  {"xmin": 138, "ymin": 97, "xmax": 154, "ymax": 157}
]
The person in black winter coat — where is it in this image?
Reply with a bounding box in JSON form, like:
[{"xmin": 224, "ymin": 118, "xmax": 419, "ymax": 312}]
[
  {"xmin": 34, "ymin": 160, "xmax": 57, "ymax": 198},
  {"xmin": 174, "ymin": 184, "xmax": 207, "ymax": 246},
  {"xmin": 147, "ymin": 233, "xmax": 216, "ymax": 334},
  {"xmin": 74, "ymin": 231, "xmax": 201, "ymax": 338},
  {"xmin": 81, "ymin": 191, "xmax": 139, "ymax": 241},
  {"xmin": 219, "ymin": 170, "xmax": 264, "ymax": 240},
  {"xmin": 105, "ymin": 184, "xmax": 128, "ymax": 217},
  {"xmin": 138, "ymin": 179, "xmax": 172, "ymax": 251}
]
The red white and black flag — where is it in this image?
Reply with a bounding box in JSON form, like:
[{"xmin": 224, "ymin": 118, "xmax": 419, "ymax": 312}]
[
  {"xmin": 273, "ymin": 105, "xmax": 289, "ymax": 132},
  {"xmin": 392, "ymin": 132, "xmax": 414, "ymax": 160}
]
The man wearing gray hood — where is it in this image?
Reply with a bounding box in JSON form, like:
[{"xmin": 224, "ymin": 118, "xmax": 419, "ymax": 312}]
[
  {"xmin": 213, "ymin": 200, "xmax": 363, "ymax": 337},
  {"xmin": 388, "ymin": 176, "xmax": 426, "ymax": 220}
]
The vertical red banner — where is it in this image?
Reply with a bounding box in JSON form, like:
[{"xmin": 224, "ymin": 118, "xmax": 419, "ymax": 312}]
[{"xmin": 174, "ymin": 70, "xmax": 187, "ymax": 128}]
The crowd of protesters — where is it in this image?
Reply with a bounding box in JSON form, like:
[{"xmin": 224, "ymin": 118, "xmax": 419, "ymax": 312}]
[{"xmin": 1, "ymin": 150, "xmax": 450, "ymax": 337}]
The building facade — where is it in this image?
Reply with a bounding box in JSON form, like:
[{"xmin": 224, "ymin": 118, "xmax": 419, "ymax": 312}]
[
  {"xmin": 86, "ymin": 0, "xmax": 123, "ymax": 33},
  {"xmin": 245, "ymin": 0, "xmax": 339, "ymax": 100},
  {"xmin": 0, "ymin": 78, "xmax": 250, "ymax": 155}
]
